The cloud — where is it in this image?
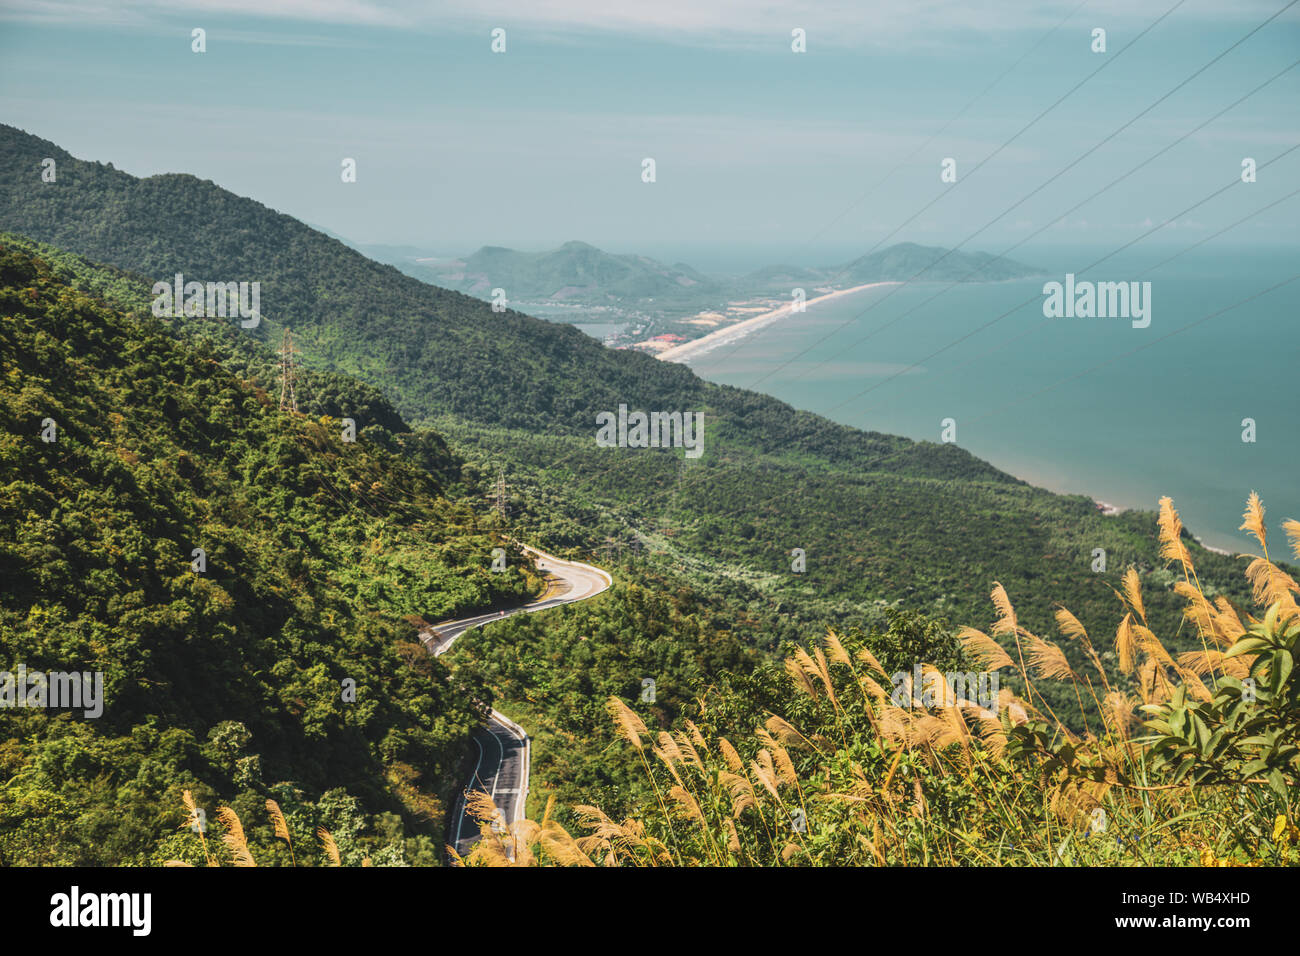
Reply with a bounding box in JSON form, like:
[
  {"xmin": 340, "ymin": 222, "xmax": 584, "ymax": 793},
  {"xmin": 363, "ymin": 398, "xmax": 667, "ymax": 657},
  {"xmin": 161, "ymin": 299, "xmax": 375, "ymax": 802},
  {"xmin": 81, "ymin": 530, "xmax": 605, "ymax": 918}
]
[
  {"xmin": 0, "ymin": 0, "xmax": 404, "ymax": 28},
  {"xmin": 2, "ymin": 0, "xmax": 1284, "ymax": 48}
]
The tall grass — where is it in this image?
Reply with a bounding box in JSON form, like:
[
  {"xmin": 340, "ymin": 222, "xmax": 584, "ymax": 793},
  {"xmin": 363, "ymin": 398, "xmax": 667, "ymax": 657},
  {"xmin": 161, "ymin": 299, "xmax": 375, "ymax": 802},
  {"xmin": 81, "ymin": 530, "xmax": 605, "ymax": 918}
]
[
  {"xmin": 456, "ymin": 494, "xmax": 1299, "ymax": 867},
  {"xmin": 167, "ymin": 795, "xmax": 356, "ymax": 867}
]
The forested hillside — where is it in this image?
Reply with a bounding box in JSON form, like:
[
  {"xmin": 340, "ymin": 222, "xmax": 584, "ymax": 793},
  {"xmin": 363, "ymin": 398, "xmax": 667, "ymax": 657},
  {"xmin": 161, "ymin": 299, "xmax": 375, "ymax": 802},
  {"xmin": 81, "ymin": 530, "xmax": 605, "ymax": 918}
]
[
  {"xmin": 0, "ymin": 125, "xmax": 1276, "ymax": 736},
  {"xmin": 0, "ymin": 243, "xmax": 537, "ymax": 864},
  {"xmin": 0, "ymin": 123, "xmax": 1006, "ymax": 474},
  {"xmin": 463, "ymin": 543, "xmax": 1300, "ymax": 868}
]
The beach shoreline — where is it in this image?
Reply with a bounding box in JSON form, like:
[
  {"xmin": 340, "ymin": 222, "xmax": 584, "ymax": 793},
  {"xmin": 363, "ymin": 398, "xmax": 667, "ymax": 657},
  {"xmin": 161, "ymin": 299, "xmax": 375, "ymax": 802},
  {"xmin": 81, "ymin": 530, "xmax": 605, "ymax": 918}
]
[
  {"xmin": 1090, "ymin": 500, "xmax": 1235, "ymax": 556},
  {"xmin": 1191, "ymin": 535, "xmax": 1236, "ymax": 557},
  {"xmin": 655, "ymin": 281, "xmax": 901, "ymax": 363}
]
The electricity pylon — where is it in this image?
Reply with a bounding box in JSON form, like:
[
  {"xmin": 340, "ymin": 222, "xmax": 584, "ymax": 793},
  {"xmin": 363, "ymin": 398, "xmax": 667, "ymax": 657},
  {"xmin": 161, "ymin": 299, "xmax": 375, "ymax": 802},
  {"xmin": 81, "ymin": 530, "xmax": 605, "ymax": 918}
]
[{"xmin": 277, "ymin": 328, "xmax": 299, "ymax": 414}]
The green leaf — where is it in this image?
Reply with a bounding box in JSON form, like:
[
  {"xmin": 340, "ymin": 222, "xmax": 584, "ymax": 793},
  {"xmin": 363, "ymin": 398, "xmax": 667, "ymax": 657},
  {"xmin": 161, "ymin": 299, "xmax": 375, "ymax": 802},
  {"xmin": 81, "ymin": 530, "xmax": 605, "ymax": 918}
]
[{"xmin": 1268, "ymin": 768, "xmax": 1288, "ymax": 799}]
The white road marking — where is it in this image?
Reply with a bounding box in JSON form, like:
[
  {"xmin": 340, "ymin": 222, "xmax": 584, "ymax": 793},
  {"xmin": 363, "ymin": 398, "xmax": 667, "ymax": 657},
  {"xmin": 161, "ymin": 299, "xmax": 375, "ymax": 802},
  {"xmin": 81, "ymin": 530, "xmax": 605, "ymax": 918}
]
[
  {"xmin": 437, "ymin": 545, "xmax": 612, "ymax": 858},
  {"xmin": 455, "ymin": 732, "xmax": 487, "ymax": 850}
]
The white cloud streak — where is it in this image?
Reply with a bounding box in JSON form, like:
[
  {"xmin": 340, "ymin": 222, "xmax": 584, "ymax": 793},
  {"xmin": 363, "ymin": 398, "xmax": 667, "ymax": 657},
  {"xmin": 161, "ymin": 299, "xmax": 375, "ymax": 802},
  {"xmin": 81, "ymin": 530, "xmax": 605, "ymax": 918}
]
[{"xmin": 1, "ymin": 0, "xmax": 1287, "ymax": 48}]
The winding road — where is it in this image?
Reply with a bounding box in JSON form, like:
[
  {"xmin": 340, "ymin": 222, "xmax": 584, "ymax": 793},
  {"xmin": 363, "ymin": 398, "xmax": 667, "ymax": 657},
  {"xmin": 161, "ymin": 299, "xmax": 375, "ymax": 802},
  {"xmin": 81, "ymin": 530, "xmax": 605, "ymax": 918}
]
[{"xmin": 423, "ymin": 544, "xmax": 612, "ymax": 859}]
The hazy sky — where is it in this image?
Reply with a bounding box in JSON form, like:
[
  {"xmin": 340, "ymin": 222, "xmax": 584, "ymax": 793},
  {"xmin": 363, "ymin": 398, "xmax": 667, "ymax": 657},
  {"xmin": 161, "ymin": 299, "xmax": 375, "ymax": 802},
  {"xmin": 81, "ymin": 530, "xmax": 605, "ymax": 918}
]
[{"xmin": 2, "ymin": 0, "xmax": 1297, "ymax": 262}]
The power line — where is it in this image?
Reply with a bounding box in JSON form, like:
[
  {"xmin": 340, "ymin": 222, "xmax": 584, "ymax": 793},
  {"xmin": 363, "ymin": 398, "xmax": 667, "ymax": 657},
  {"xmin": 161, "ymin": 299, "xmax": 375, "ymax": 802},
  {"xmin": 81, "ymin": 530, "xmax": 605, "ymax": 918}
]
[
  {"xmin": 699, "ymin": 0, "xmax": 1296, "ymax": 388},
  {"xmin": 820, "ymin": 142, "xmax": 1300, "ymax": 418},
  {"xmin": 691, "ymin": 0, "xmax": 1097, "ymax": 374},
  {"xmin": 855, "ymin": 183, "xmax": 1300, "ymax": 420},
  {"xmin": 384, "ymin": 0, "xmax": 1266, "ymax": 519},
  {"xmin": 781, "ymin": 0, "xmax": 1094, "ymax": 270},
  {"xmin": 485, "ymin": 136, "xmax": 1299, "ymax": 532},
  {"xmin": 782, "ymin": 55, "xmax": 1300, "ymax": 388},
  {"xmin": 517, "ymin": 170, "xmax": 1299, "ymax": 535}
]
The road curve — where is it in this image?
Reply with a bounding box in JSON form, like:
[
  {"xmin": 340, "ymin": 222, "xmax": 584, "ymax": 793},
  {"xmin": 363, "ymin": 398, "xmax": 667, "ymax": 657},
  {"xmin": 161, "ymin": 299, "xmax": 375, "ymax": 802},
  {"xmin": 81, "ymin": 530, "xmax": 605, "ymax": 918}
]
[{"xmin": 424, "ymin": 544, "xmax": 612, "ymax": 860}]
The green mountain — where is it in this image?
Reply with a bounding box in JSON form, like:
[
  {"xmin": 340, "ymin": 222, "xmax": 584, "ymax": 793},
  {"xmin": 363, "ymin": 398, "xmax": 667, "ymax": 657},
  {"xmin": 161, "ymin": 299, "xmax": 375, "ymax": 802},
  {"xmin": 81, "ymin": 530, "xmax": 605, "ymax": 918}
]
[
  {"xmin": 741, "ymin": 242, "xmax": 1041, "ymax": 292},
  {"xmin": 0, "ymin": 123, "xmax": 1260, "ymax": 731},
  {"xmin": 0, "ymin": 240, "xmax": 546, "ymax": 865},
  {"xmin": 731, "ymin": 244, "xmax": 1040, "ymax": 294},
  {"xmin": 397, "ymin": 240, "xmax": 724, "ymax": 303},
  {"xmin": 372, "ymin": 238, "xmax": 1038, "ymax": 304},
  {"xmin": 834, "ymin": 241, "xmax": 1042, "ymax": 285}
]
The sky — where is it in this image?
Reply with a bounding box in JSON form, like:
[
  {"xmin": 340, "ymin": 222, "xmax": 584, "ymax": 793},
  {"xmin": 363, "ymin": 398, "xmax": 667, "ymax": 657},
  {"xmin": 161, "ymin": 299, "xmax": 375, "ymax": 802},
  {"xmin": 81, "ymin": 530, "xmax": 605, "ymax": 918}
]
[{"xmin": 1, "ymin": 0, "xmax": 1297, "ymax": 266}]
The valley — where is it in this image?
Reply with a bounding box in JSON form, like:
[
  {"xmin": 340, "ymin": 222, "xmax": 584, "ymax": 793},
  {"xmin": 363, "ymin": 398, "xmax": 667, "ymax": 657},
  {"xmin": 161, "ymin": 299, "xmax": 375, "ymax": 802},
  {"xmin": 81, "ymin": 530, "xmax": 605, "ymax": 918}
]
[{"xmin": 0, "ymin": 122, "xmax": 1294, "ymax": 871}]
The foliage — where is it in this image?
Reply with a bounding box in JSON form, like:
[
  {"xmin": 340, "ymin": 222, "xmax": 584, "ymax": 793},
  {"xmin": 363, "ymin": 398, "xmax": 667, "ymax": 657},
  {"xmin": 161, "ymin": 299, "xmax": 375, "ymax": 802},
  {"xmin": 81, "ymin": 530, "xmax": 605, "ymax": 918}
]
[
  {"xmin": 0, "ymin": 243, "xmax": 531, "ymax": 864},
  {"xmin": 3, "ymin": 124, "xmax": 1277, "ymax": 738},
  {"xmin": 459, "ymin": 496, "xmax": 1299, "ymax": 866}
]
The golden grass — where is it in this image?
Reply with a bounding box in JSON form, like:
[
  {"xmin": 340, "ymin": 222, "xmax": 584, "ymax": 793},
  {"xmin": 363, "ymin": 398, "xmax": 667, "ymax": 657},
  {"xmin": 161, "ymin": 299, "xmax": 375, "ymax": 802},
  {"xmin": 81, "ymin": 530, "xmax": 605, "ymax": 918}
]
[
  {"xmin": 957, "ymin": 627, "xmax": 1014, "ymax": 671},
  {"xmin": 162, "ymin": 494, "xmax": 1297, "ymax": 869},
  {"xmin": 456, "ymin": 492, "xmax": 1293, "ymax": 869},
  {"xmin": 266, "ymin": 798, "xmax": 295, "ymax": 866},
  {"xmin": 317, "ymin": 827, "xmax": 341, "ymax": 866},
  {"xmin": 216, "ymin": 806, "xmax": 256, "ymax": 867}
]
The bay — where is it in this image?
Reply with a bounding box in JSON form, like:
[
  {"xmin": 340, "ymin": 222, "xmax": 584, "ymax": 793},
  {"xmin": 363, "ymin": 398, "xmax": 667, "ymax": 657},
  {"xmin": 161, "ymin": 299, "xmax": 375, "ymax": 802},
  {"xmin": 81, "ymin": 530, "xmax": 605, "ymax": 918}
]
[{"xmin": 684, "ymin": 246, "xmax": 1299, "ymax": 554}]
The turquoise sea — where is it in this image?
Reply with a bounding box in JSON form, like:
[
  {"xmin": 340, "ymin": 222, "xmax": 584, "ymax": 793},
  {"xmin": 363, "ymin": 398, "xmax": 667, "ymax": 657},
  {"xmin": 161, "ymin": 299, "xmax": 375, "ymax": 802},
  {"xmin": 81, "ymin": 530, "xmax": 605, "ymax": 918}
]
[{"xmin": 684, "ymin": 246, "xmax": 1299, "ymax": 554}]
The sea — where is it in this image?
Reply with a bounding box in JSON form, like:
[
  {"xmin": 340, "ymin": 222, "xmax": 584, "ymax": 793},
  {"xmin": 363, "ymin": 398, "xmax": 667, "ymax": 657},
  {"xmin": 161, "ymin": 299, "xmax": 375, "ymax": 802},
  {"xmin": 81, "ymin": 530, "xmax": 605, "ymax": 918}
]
[{"xmin": 674, "ymin": 245, "xmax": 1298, "ymax": 555}]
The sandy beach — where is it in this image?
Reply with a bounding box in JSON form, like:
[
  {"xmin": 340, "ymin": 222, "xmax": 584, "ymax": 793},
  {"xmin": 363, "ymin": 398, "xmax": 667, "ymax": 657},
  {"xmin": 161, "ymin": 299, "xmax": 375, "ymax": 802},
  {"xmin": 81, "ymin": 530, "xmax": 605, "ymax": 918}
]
[
  {"xmin": 655, "ymin": 281, "xmax": 901, "ymax": 363},
  {"xmin": 1192, "ymin": 535, "xmax": 1237, "ymax": 557}
]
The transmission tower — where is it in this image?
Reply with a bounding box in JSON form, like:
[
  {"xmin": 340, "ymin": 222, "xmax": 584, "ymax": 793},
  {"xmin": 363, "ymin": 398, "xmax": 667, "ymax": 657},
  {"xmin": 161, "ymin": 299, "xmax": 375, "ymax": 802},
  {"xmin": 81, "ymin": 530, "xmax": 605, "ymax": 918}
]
[
  {"xmin": 277, "ymin": 328, "xmax": 299, "ymax": 414},
  {"xmin": 495, "ymin": 465, "xmax": 506, "ymax": 521}
]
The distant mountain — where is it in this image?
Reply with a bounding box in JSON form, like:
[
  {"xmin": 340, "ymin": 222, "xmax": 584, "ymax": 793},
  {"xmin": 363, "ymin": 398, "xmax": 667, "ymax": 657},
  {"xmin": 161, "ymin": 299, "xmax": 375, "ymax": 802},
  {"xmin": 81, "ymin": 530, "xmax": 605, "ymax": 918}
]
[
  {"xmin": 382, "ymin": 239, "xmax": 1037, "ymax": 305},
  {"xmin": 409, "ymin": 240, "xmax": 724, "ymax": 302},
  {"xmin": 834, "ymin": 241, "xmax": 1042, "ymax": 285},
  {"xmin": 741, "ymin": 242, "xmax": 1041, "ymax": 292},
  {"xmin": 740, "ymin": 263, "xmax": 831, "ymax": 291}
]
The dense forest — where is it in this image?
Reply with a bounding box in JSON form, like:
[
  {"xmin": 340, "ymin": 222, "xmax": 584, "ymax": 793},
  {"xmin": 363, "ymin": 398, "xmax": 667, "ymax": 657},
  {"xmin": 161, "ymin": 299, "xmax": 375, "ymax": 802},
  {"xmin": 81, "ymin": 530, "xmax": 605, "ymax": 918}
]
[
  {"xmin": 0, "ymin": 236, "xmax": 785, "ymax": 864},
  {"xmin": 0, "ymin": 243, "xmax": 538, "ymax": 864}
]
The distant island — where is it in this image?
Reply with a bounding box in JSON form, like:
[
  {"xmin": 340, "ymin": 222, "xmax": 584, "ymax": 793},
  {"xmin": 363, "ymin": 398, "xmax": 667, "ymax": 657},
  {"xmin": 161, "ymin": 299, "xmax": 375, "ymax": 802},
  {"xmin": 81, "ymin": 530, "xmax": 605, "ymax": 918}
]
[{"xmin": 356, "ymin": 238, "xmax": 1042, "ymax": 354}]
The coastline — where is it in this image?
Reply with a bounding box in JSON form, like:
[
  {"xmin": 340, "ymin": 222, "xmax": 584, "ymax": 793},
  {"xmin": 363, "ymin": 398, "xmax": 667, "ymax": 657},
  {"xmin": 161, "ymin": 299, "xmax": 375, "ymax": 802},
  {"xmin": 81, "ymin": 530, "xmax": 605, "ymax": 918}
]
[
  {"xmin": 994, "ymin": 455, "xmax": 1248, "ymax": 557},
  {"xmin": 1091, "ymin": 499, "xmax": 1234, "ymax": 556},
  {"xmin": 655, "ymin": 281, "xmax": 901, "ymax": 363},
  {"xmin": 1191, "ymin": 535, "xmax": 1236, "ymax": 558},
  {"xmin": 649, "ymin": 276, "xmax": 1268, "ymax": 560}
]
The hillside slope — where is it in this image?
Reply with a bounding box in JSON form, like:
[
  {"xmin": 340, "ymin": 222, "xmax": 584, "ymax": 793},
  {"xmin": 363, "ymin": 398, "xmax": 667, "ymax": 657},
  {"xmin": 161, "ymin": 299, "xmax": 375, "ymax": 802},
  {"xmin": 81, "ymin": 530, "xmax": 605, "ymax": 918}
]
[
  {"xmin": 0, "ymin": 242, "xmax": 535, "ymax": 865},
  {"xmin": 0, "ymin": 125, "xmax": 1260, "ymax": 687},
  {"xmin": 0, "ymin": 123, "xmax": 997, "ymax": 479}
]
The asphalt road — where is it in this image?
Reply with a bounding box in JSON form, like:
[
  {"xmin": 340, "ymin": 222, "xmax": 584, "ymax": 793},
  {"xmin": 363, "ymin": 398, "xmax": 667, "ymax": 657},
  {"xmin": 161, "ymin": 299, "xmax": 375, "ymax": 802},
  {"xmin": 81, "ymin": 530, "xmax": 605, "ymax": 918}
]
[{"xmin": 425, "ymin": 545, "xmax": 612, "ymax": 859}]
